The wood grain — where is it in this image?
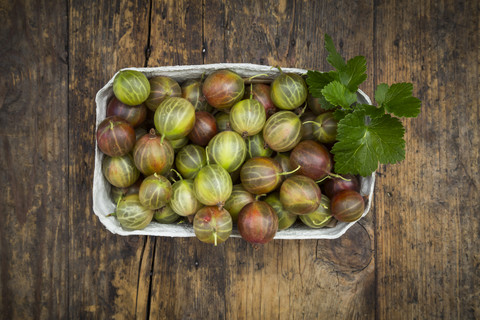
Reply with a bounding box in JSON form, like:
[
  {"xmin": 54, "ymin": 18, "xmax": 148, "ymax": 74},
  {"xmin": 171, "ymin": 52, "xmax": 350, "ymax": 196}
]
[
  {"xmin": 67, "ymin": 0, "xmax": 151, "ymax": 318},
  {"xmin": 374, "ymin": 0, "xmax": 480, "ymax": 318},
  {"xmin": 0, "ymin": 1, "xmax": 68, "ymax": 319}
]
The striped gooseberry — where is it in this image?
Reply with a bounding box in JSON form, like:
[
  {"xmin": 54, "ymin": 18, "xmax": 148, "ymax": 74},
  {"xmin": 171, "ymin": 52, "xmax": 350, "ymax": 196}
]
[
  {"xmin": 223, "ymin": 184, "xmax": 255, "ymax": 223},
  {"xmin": 154, "ymin": 97, "xmax": 196, "ymax": 140},
  {"xmin": 138, "ymin": 173, "xmax": 172, "ymax": 210},
  {"xmin": 175, "ymin": 144, "xmax": 207, "ymax": 179},
  {"xmin": 181, "ymin": 79, "xmax": 212, "ymax": 112},
  {"xmin": 279, "ymin": 175, "xmax": 322, "ymax": 215},
  {"xmin": 145, "ymin": 76, "xmax": 181, "ymax": 111},
  {"xmin": 193, "ymin": 206, "xmax": 233, "ymax": 245},
  {"xmin": 153, "ymin": 204, "xmax": 180, "ymax": 224},
  {"xmin": 188, "ymin": 111, "xmax": 218, "ymax": 146},
  {"xmin": 299, "ymin": 195, "xmax": 333, "ymax": 228},
  {"xmin": 113, "ymin": 70, "xmax": 150, "ymax": 106},
  {"xmin": 106, "ymin": 96, "xmax": 147, "ymax": 128},
  {"xmin": 270, "ymin": 72, "xmax": 307, "ymax": 110},
  {"xmin": 207, "ymin": 130, "xmax": 246, "ymax": 173},
  {"xmin": 245, "ymin": 133, "xmax": 273, "ymax": 159},
  {"xmin": 265, "ymin": 192, "xmax": 297, "ymax": 230},
  {"xmin": 237, "ymin": 200, "xmax": 278, "ymax": 244},
  {"xmin": 170, "ymin": 174, "xmax": 203, "ymax": 217},
  {"xmin": 112, "ymin": 194, "xmax": 154, "ymax": 230},
  {"xmin": 102, "ymin": 154, "xmax": 140, "ymax": 188},
  {"xmin": 263, "ymin": 111, "xmax": 302, "ymax": 152},
  {"xmin": 289, "ymin": 140, "xmax": 333, "ymax": 181},
  {"xmin": 202, "ymin": 69, "xmax": 244, "ymax": 110},
  {"xmin": 193, "ymin": 163, "xmax": 232, "ymax": 207},
  {"xmin": 133, "ymin": 128, "xmax": 174, "ymax": 176},
  {"xmin": 331, "ymin": 190, "xmax": 365, "ymax": 222},
  {"xmin": 96, "ymin": 116, "xmax": 136, "ymax": 157},
  {"xmin": 229, "ymin": 99, "xmax": 266, "ymax": 137},
  {"xmin": 240, "ymin": 156, "xmax": 297, "ymax": 195}
]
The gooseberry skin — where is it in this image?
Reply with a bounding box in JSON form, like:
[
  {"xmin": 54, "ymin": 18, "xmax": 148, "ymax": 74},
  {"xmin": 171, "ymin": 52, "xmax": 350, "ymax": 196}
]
[
  {"xmin": 194, "ymin": 206, "xmax": 233, "ymax": 245},
  {"xmin": 145, "ymin": 76, "xmax": 182, "ymax": 111},
  {"xmin": 115, "ymin": 194, "xmax": 154, "ymax": 230},
  {"xmin": 153, "ymin": 204, "xmax": 180, "ymax": 224},
  {"xmin": 207, "ymin": 131, "xmax": 247, "ymax": 173},
  {"xmin": 244, "ymin": 83, "xmax": 277, "ymax": 118},
  {"xmin": 300, "ymin": 112, "xmax": 317, "ymax": 141},
  {"xmin": 102, "ymin": 154, "xmax": 140, "ymax": 188},
  {"xmin": 307, "ymin": 94, "xmax": 328, "ymax": 115},
  {"xmin": 215, "ymin": 112, "xmax": 231, "ymax": 132},
  {"xmin": 331, "ymin": 190, "xmax": 365, "ymax": 222},
  {"xmin": 175, "ymin": 144, "xmax": 207, "ymax": 179},
  {"xmin": 113, "ymin": 70, "xmax": 150, "ymax": 106},
  {"xmin": 270, "ymin": 73, "xmax": 308, "ymax": 110},
  {"xmin": 240, "ymin": 157, "xmax": 283, "ymax": 195},
  {"xmin": 106, "ymin": 97, "xmax": 147, "ymax": 128},
  {"xmin": 110, "ymin": 178, "xmax": 143, "ymax": 204},
  {"xmin": 96, "ymin": 116, "xmax": 136, "ymax": 157},
  {"xmin": 202, "ymin": 69, "xmax": 245, "ymax": 109},
  {"xmin": 263, "ymin": 111, "xmax": 302, "ymax": 152},
  {"xmin": 245, "ymin": 133, "xmax": 273, "ymax": 159},
  {"xmin": 299, "ymin": 195, "xmax": 332, "ymax": 228},
  {"xmin": 237, "ymin": 201, "xmax": 278, "ymax": 244},
  {"xmin": 188, "ymin": 111, "xmax": 218, "ymax": 146},
  {"xmin": 133, "ymin": 129, "xmax": 174, "ymax": 176},
  {"xmin": 312, "ymin": 111, "xmax": 338, "ymax": 144},
  {"xmin": 323, "ymin": 174, "xmax": 360, "ymax": 199},
  {"xmin": 289, "ymin": 140, "xmax": 333, "ymax": 181},
  {"xmin": 170, "ymin": 179, "xmax": 203, "ymax": 217},
  {"xmin": 265, "ymin": 192, "xmax": 297, "ymax": 230},
  {"xmin": 193, "ymin": 164, "xmax": 233, "ymax": 207},
  {"xmin": 279, "ymin": 175, "xmax": 322, "ymax": 215},
  {"xmin": 229, "ymin": 99, "xmax": 266, "ymax": 137},
  {"xmin": 154, "ymin": 97, "xmax": 196, "ymax": 140},
  {"xmin": 181, "ymin": 79, "xmax": 212, "ymax": 112},
  {"xmin": 223, "ymin": 184, "xmax": 255, "ymax": 223},
  {"xmin": 138, "ymin": 174, "xmax": 172, "ymax": 210}
]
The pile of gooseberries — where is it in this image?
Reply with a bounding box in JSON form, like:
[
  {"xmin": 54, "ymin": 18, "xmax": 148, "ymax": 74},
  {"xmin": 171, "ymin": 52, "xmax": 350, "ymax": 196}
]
[{"xmin": 98, "ymin": 68, "xmax": 366, "ymax": 245}]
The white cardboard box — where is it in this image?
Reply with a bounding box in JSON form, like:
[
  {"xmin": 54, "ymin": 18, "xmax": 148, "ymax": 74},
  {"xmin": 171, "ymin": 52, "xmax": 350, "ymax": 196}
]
[{"xmin": 93, "ymin": 63, "xmax": 375, "ymax": 239}]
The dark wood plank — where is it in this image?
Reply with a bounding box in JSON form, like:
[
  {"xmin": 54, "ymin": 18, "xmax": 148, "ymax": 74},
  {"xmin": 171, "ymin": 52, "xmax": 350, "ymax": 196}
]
[
  {"xmin": 67, "ymin": 1, "xmax": 152, "ymax": 318},
  {"xmin": 374, "ymin": 0, "xmax": 480, "ymax": 318},
  {"xmin": 0, "ymin": 1, "xmax": 69, "ymax": 319}
]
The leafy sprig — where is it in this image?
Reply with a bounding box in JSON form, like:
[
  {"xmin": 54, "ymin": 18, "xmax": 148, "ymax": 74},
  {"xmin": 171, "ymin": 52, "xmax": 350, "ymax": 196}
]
[{"xmin": 306, "ymin": 34, "xmax": 421, "ymax": 176}]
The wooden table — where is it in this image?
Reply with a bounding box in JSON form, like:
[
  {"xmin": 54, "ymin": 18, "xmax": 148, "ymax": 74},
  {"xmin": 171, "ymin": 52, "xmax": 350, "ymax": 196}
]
[{"xmin": 1, "ymin": 0, "xmax": 478, "ymax": 319}]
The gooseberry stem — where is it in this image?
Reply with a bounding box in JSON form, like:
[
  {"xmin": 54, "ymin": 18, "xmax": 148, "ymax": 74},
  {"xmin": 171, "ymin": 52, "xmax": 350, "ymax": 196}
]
[
  {"xmin": 170, "ymin": 168, "xmax": 183, "ymax": 181},
  {"xmin": 315, "ymin": 173, "xmax": 351, "ymax": 183},
  {"xmin": 205, "ymin": 146, "xmax": 210, "ymax": 165},
  {"xmin": 214, "ymin": 231, "xmax": 218, "ymax": 246},
  {"xmin": 278, "ymin": 165, "xmax": 301, "ymax": 176},
  {"xmin": 255, "ymin": 194, "xmax": 267, "ymax": 201},
  {"xmin": 302, "ymin": 120, "xmax": 320, "ymax": 127}
]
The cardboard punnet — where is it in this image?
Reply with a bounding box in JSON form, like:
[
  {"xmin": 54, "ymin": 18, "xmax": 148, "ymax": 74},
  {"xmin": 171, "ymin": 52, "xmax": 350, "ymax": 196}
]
[{"xmin": 93, "ymin": 63, "xmax": 375, "ymax": 239}]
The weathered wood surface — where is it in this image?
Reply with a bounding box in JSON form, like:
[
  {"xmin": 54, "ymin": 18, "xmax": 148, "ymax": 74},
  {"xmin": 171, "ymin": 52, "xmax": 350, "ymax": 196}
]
[{"xmin": 0, "ymin": 0, "xmax": 478, "ymax": 319}]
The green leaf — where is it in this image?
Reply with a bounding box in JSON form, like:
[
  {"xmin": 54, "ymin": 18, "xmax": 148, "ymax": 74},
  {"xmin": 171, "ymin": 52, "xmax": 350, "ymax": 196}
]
[
  {"xmin": 333, "ymin": 109, "xmax": 349, "ymax": 121},
  {"xmin": 374, "ymin": 83, "xmax": 389, "ymax": 105},
  {"xmin": 325, "ymin": 34, "xmax": 346, "ymax": 70},
  {"xmin": 355, "ymin": 104, "xmax": 385, "ymax": 119},
  {"xmin": 339, "ymin": 55, "xmax": 367, "ymax": 92},
  {"xmin": 305, "ymin": 70, "xmax": 335, "ymax": 98},
  {"xmin": 321, "ymin": 81, "xmax": 357, "ymax": 109},
  {"xmin": 331, "ymin": 110, "xmax": 405, "ymax": 176},
  {"xmin": 383, "ymin": 83, "xmax": 421, "ymax": 117}
]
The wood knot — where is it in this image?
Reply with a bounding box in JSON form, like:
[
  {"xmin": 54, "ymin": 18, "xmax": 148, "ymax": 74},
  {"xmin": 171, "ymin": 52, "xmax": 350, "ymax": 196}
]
[{"xmin": 316, "ymin": 223, "xmax": 373, "ymax": 272}]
